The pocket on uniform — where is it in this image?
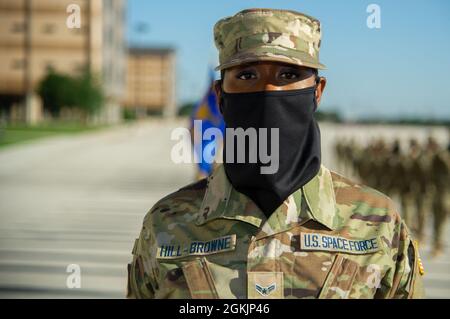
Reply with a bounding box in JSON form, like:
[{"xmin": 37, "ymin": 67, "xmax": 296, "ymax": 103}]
[
  {"xmin": 182, "ymin": 257, "xmax": 219, "ymax": 299},
  {"xmin": 318, "ymin": 254, "xmax": 359, "ymax": 299}
]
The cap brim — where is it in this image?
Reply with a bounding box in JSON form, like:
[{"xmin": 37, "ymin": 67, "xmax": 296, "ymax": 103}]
[{"xmin": 215, "ymin": 45, "xmax": 326, "ymax": 71}]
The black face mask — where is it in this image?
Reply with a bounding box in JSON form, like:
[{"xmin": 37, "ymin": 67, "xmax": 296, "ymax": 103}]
[{"xmin": 221, "ymin": 86, "xmax": 321, "ymax": 217}]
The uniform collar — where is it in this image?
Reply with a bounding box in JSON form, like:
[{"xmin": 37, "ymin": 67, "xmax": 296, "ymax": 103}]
[{"xmin": 196, "ymin": 164, "xmax": 337, "ymax": 232}]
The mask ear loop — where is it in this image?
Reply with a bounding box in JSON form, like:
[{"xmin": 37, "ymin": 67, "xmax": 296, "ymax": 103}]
[
  {"xmin": 313, "ymin": 75, "xmax": 320, "ymax": 112},
  {"xmin": 219, "ymin": 95, "xmax": 224, "ymax": 114},
  {"xmin": 218, "ymin": 80, "xmax": 224, "ymax": 114}
]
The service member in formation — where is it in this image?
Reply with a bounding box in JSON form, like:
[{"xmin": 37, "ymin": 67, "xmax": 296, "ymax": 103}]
[{"xmin": 127, "ymin": 8, "xmax": 425, "ymax": 299}]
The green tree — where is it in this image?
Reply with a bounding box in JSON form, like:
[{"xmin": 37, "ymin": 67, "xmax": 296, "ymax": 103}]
[
  {"xmin": 178, "ymin": 102, "xmax": 196, "ymax": 117},
  {"xmin": 37, "ymin": 70, "xmax": 77, "ymax": 117},
  {"xmin": 37, "ymin": 69, "xmax": 104, "ymax": 119},
  {"xmin": 75, "ymin": 71, "xmax": 104, "ymax": 116}
]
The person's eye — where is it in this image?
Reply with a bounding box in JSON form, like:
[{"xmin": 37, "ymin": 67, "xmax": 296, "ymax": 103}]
[
  {"xmin": 236, "ymin": 71, "xmax": 257, "ymax": 80},
  {"xmin": 279, "ymin": 71, "xmax": 300, "ymax": 80}
]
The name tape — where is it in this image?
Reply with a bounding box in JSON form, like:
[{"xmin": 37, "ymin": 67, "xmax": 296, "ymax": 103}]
[
  {"xmin": 300, "ymin": 232, "xmax": 381, "ymax": 255},
  {"xmin": 157, "ymin": 234, "xmax": 236, "ymax": 259}
]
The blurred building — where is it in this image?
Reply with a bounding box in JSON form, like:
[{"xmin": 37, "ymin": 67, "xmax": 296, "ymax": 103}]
[
  {"xmin": 123, "ymin": 47, "xmax": 176, "ymax": 118},
  {"xmin": 0, "ymin": 0, "xmax": 126, "ymax": 124}
]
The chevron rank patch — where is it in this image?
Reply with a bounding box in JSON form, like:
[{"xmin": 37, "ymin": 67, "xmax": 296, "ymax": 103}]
[
  {"xmin": 248, "ymin": 272, "xmax": 283, "ymax": 299},
  {"xmin": 300, "ymin": 232, "xmax": 381, "ymax": 255},
  {"xmin": 256, "ymin": 283, "xmax": 276, "ymax": 296}
]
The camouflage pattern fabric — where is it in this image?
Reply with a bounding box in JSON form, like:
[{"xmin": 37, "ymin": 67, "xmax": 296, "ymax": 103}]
[
  {"xmin": 430, "ymin": 149, "xmax": 450, "ymax": 252},
  {"xmin": 127, "ymin": 164, "xmax": 424, "ymax": 299},
  {"xmin": 213, "ymin": 8, "xmax": 326, "ymax": 71},
  {"xmin": 335, "ymin": 136, "xmax": 449, "ymax": 256}
]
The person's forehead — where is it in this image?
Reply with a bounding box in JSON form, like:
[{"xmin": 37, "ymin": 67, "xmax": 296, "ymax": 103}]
[{"xmin": 226, "ymin": 61, "xmax": 313, "ymax": 71}]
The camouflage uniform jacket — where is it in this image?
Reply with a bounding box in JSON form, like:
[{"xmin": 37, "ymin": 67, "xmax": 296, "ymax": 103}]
[{"xmin": 127, "ymin": 164, "xmax": 424, "ymax": 299}]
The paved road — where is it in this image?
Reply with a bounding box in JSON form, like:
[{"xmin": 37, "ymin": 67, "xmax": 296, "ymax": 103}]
[
  {"xmin": 0, "ymin": 119, "xmax": 196, "ymax": 298},
  {"xmin": 0, "ymin": 120, "xmax": 448, "ymax": 298}
]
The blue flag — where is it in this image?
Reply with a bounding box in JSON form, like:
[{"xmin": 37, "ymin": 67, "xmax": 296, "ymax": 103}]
[{"xmin": 190, "ymin": 68, "xmax": 225, "ymax": 176}]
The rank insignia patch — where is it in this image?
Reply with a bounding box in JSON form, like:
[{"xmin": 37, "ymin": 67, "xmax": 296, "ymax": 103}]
[
  {"xmin": 248, "ymin": 272, "xmax": 283, "ymax": 299},
  {"xmin": 255, "ymin": 283, "xmax": 276, "ymax": 296}
]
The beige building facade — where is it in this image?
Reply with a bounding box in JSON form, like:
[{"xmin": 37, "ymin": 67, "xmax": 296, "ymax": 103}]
[
  {"xmin": 0, "ymin": 0, "xmax": 126, "ymax": 124},
  {"xmin": 123, "ymin": 47, "xmax": 176, "ymax": 118}
]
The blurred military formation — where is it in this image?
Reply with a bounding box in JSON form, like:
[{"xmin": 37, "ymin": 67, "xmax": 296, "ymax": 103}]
[{"xmin": 335, "ymin": 135, "xmax": 450, "ymax": 257}]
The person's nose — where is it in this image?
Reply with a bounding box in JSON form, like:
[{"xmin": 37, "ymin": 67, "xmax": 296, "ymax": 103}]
[
  {"xmin": 260, "ymin": 75, "xmax": 283, "ymax": 91},
  {"xmin": 263, "ymin": 83, "xmax": 282, "ymax": 91}
]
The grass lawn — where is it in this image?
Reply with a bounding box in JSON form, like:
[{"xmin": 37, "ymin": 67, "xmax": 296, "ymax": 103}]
[{"xmin": 0, "ymin": 122, "xmax": 109, "ymax": 148}]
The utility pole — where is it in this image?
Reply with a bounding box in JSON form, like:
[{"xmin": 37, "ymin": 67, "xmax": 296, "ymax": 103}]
[
  {"xmin": 24, "ymin": 0, "xmax": 32, "ymax": 123},
  {"xmin": 135, "ymin": 23, "xmax": 149, "ymax": 118},
  {"xmin": 85, "ymin": 0, "xmax": 91, "ymax": 73}
]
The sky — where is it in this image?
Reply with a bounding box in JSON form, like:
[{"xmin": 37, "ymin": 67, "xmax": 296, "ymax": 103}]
[{"xmin": 127, "ymin": 0, "xmax": 450, "ymax": 120}]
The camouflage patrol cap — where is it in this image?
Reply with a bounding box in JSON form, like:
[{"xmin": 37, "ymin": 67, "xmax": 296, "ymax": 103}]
[{"xmin": 213, "ymin": 8, "xmax": 326, "ymax": 71}]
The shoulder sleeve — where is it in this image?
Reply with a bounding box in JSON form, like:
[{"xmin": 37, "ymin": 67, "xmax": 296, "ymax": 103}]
[
  {"xmin": 388, "ymin": 221, "xmax": 425, "ymax": 299},
  {"xmin": 126, "ymin": 213, "xmax": 159, "ymax": 299}
]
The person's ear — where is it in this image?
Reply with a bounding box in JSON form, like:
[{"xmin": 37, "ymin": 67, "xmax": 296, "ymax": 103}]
[
  {"xmin": 315, "ymin": 77, "xmax": 327, "ymax": 107},
  {"xmin": 214, "ymin": 80, "xmax": 223, "ymax": 113}
]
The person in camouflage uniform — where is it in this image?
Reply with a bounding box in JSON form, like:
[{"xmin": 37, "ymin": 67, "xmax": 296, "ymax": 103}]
[
  {"xmin": 394, "ymin": 142, "xmax": 416, "ymax": 229},
  {"xmin": 414, "ymin": 138, "xmax": 435, "ymax": 243},
  {"xmin": 385, "ymin": 139, "xmax": 402, "ymax": 199},
  {"xmin": 127, "ymin": 8, "xmax": 424, "ymax": 299},
  {"xmin": 428, "ymin": 137, "xmax": 450, "ymax": 257},
  {"xmin": 402, "ymin": 139, "xmax": 422, "ymax": 232}
]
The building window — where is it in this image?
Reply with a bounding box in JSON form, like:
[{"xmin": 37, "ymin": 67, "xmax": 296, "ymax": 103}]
[
  {"xmin": 10, "ymin": 22, "xmax": 25, "ymax": 33},
  {"xmin": 45, "ymin": 63, "xmax": 55, "ymax": 72},
  {"xmin": 73, "ymin": 63, "xmax": 86, "ymax": 73},
  {"xmin": 42, "ymin": 24, "xmax": 56, "ymax": 34},
  {"xmin": 11, "ymin": 59, "xmax": 25, "ymax": 70},
  {"xmin": 73, "ymin": 27, "xmax": 83, "ymax": 35}
]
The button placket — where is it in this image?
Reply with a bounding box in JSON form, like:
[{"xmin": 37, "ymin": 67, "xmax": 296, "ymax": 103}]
[{"xmin": 246, "ymin": 235, "xmax": 256, "ymax": 297}]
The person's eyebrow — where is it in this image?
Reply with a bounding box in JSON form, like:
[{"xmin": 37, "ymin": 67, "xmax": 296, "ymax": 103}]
[
  {"xmin": 280, "ymin": 65, "xmax": 308, "ymax": 71},
  {"xmin": 232, "ymin": 64, "xmax": 258, "ymax": 72}
]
